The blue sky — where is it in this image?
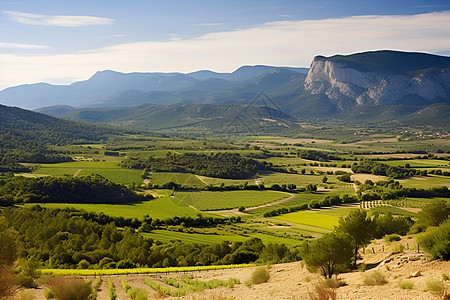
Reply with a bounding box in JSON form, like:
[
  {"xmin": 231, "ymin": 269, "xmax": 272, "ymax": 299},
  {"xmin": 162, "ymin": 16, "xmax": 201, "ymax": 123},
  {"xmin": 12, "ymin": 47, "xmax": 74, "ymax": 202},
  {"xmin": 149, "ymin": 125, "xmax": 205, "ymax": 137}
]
[{"xmin": 1, "ymin": 0, "xmax": 450, "ymax": 89}]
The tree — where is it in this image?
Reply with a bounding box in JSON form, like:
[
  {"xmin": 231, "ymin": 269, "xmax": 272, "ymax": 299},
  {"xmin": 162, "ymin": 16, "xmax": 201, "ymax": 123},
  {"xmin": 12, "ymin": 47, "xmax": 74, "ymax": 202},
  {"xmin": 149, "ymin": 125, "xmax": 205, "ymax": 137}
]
[
  {"xmin": 322, "ymin": 176, "xmax": 328, "ymax": 183},
  {"xmin": 336, "ymin": 210, "xmax": 375, "ymax": 267},
  {"xmin": 302, "ymin": 232, "xmax": 353, "ymax": 278},
  {"xmin": 418, "ymin": 219, "xmax": 450, "ymax": 260},
  {"xmin": 418, "ymin": 198, "xmax": 450, "ymax": 227},
  {"xmin": 306, "ymin": 184, "xmax": 317, "ymax": 192},
  {"xmin": 0, "ymin": 216, "xmax": 18, "ymax": 299}
]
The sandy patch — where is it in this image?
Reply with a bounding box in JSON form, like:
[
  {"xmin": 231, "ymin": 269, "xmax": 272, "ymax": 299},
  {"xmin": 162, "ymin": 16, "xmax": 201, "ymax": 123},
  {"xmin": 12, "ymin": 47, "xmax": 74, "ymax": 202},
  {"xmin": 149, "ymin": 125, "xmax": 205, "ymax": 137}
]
[{"xmin": 351, "ymin": 174, "xmax": 386, "ymax": 183}]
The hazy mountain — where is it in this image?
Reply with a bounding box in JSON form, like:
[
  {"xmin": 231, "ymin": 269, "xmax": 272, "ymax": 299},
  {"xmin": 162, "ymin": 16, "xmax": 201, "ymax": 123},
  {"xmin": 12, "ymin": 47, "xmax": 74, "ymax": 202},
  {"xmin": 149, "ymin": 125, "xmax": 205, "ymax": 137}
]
[
  {"xmin": 0, "ymin": 65, "xmax": 307, "ymax": 110},
  {"xmin": 40, "ymin": 102, "xmax": 300, "ymax": 133}
]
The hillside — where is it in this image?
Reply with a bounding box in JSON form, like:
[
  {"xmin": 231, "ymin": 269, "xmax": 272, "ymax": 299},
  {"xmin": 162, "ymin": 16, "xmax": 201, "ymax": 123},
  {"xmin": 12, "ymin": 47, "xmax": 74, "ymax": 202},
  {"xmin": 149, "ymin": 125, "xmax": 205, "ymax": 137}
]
[
  {"xmin": 0, "ymin": 66, "xmax": 307, "ymax": 109},
  {"xmin": 0, "ymin": 104, "xmax": 124, "ymax": 171},
  {"xmin": 38, "ymin": 102, "xmax": 301, "ymax": 133}
]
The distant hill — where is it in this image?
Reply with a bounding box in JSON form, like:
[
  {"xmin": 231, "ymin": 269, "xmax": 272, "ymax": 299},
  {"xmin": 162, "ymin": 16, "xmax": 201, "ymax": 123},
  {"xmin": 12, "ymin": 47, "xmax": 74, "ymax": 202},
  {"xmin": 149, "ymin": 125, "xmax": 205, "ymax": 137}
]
[
  {"xmin": 0, "ymin": 65, "xmax": 308, "ymax": 110},
  {"xmin": 0, "ymin": 103, "xmax": 125, "ymax": 171},
  {"xmin": 39, "ymin": 102, "xmax": 301, "ymax": 134},
  {"xmin": 2, "ymin": 50, "xmax": 450, "ymax": 129}
]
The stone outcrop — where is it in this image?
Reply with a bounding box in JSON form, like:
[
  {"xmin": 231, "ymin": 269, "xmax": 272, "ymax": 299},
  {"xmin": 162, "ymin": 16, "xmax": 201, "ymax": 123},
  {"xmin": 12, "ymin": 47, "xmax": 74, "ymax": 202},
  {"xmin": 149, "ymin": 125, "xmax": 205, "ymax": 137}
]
[{"xmin": 304, "ymin": 52, "xmax": 450, "ymax": 110}]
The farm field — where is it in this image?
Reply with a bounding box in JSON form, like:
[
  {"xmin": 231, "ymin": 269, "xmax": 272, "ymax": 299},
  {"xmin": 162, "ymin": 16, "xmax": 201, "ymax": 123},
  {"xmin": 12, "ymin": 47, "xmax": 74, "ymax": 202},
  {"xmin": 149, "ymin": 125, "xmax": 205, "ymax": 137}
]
[
  {"xmin": 148, "ymin": 172, "xmax": 206, "ymax": 188},
  {"xmin": 32, "ymin": 161, "xmax": 144, "ymax": 184},
  {"xmin": 174, "ymin": 190, "xmax": 290, "ymax": 210},
  {"xmin": 141, "ymin": 229, "xmax": 249, "ymax": 244},
  {"xmin": 25, "ymin": 196, "xmax": 204, "ymax": 219},
  {"xmin": 398, "ymin": 175, "xmax": 450, "ymax": 188},
  {"xmin": 275, "ymin": 210, "xmax": 340, "ymax": 230},
  {"xmin": 381, "ymin": 159, "xmax": 449, "ymax": 168}
]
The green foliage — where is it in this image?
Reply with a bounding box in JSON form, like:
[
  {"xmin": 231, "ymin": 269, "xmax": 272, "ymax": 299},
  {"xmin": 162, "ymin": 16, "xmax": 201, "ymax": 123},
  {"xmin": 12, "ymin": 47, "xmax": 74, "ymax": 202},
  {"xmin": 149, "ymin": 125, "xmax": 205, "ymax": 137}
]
[
  {"xmin": 248, "ymin": 266, "xmax": 270, "ymax": 285},
  {"xmin": 337, "ymin": 210, "xmax": 376, "ymax": 266},
  {"xmin": 301, "ymin": 232, "xmax": 353, "ymax": 278},
  {"xmin": 108, "ymin": 277, "xmax": 117, "ymax": 300},
  {"xmin": 398, "ymin": 280, "xmax": 414, "ymax": 289},
  {"xmin": 363, "ymin": 271, "xmax": 388, "ymax": 285},
  {"xmin": 418, "ymin": 219, "xmax": 450, "ymax": 260},
  {"xmin": 384, "ymin": 234, "xmax": 401, "ymax": 243},
  {"xmin": 352, "ymin": 159, "xmax": 415, "ymax": 178},
  {"xmin": 16, "ymin": 257, "xmax": 41, "ymax": 288},
  {"xmin": 426, "ymin": 278, "xmax": 446, "ymax": 297},
  {"xmin": 122, "ymin": 152, "xmax": 277, "ymax": 179},
  {"xmin": 418, "ymin": 198, "xmax": 450, "ymax": 227},
  {"xmin": 0, "ymin": 174, "xmax": 148, "ymax": 205}
]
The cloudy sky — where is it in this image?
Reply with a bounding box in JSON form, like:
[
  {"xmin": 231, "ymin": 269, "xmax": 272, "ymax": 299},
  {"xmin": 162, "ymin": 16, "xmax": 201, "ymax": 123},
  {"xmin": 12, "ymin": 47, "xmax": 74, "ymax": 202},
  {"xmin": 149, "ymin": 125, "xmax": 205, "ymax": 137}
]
[{"xmin": 1, "ymin": 0, "xmax": 450, "ymax": 90}]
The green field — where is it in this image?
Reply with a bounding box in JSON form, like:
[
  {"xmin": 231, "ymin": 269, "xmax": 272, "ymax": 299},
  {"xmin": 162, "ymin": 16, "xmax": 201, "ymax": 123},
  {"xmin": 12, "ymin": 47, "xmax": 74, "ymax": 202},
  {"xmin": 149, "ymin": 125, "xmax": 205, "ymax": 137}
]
[
  {"xmin": 382, "ymin": 159, "xmax": 449, "ymax": 168},
  {"xmin": 33, "ymin": 161, "xmax": 144, "ymax": 184},
  {"xmin": 141, "ymin": 230, "xmax": 248, "ymax": 244},
  {"xmin": 275, "ymin": 210, "xmax": 340, "ymax": 230},
  {"xmin": 398, "ymin": 175, "xmax": 450, "ymax": 188},
  {"xmin": 149, "ymin": 172, "xmax": 206, "ymax": 188},
  {"xmin": 174, "ymin": 190, "xmax": 290, "ymax": 210},
  {"xmin": 27, "ymin": 196, "xmax": 204, "ymax": 219}
]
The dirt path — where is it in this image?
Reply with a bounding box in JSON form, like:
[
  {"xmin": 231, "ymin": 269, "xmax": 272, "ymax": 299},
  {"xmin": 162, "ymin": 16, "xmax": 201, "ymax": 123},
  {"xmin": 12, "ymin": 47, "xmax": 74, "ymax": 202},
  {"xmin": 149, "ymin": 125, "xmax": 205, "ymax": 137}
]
[
  {"xmin": 189, "ymin": 205, "xmax": 198, "ymax": 211},
  {"xmin": 246, "ymin": 193, "xmax": 294, "ymax": 211},
  {"xmin": 195, "ymin": 175, "xmax": 208, "ymax": 185},
  {"xmin": 73, "ymin": 169, "xmax": 82, "ymax": 177}
]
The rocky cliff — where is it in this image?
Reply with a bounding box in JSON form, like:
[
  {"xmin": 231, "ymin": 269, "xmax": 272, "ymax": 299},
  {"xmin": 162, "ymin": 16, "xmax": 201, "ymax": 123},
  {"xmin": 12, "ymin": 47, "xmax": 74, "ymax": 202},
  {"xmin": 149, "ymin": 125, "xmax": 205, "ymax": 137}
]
[{"xmin": 304, "ymin": 50, "xmax": 450, "ymax": 110}]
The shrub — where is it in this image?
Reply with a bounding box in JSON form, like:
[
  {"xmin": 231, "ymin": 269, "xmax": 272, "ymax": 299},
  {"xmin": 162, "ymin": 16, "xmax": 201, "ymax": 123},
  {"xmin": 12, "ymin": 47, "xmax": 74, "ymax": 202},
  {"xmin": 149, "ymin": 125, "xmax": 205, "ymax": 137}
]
[
  {"xmin": 418, "ymin": 219, "xmax": 450, "ymax": 260},
  {"xmin": 0, "ymin": 267, "xmax": 18, "ymax": 300},
  {"xmin": 238, "ymin": 206, "xmax": 245, "ymax": 212},
  {"xmin": 399, "ymin": 280, "xmax": 414, "ymax": 289},
  {"xmin": 108, "ymin": 277, "xmax": 117, "ymax": 300},
  {"xmin": 308, "ymin": 278, "xmax": 337, "ymax": 300},
  {"xmin": 384, "ymin": 234, "xmax": 401, "ymax": 243},
  {"xmin": 426, "ymin": 279, "xmax": 446, "ymax": 298},
  {"xmin": 391, "ymin": 244, "xmax": 405, "ymax": 254},
  {"xmin": 247, "ymin": 267, "xmax": 270, "ymax": 286},
  {"xmin": 45, "ymin": 277, "xmax": 92, "ymax": 300},
  {"xmin": 363, "ymin": 271, "xmax": 388, "ymax": 286}
]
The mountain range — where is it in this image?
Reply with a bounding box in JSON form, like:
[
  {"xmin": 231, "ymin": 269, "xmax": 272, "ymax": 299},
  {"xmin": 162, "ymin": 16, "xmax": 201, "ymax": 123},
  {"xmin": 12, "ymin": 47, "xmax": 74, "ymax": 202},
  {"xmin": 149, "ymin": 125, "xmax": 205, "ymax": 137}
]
[{"xmin": 1, "ymin": 50, "xmax": 449, "ymax": 130}]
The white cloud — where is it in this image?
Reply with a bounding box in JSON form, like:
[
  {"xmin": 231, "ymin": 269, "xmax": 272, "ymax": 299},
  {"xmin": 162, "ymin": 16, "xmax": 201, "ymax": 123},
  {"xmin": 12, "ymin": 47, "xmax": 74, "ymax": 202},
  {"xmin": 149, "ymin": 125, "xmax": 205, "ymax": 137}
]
[
  {"xmin": 0, "ymin": 42, "xmax": 50, "ymax": 49},
  {"xmin": 3, "ymin": 10, "xmax": 113, "ymax": 27},
  {"xmin": 1, "ymin": 11, "xmax": 450, "ymax": 90}
]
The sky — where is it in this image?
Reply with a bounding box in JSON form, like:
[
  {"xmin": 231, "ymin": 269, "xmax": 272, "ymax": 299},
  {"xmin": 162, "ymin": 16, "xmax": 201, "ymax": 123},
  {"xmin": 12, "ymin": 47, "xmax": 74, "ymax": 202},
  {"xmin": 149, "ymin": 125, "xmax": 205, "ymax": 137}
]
[{"xmin": 1, "ymin": 0, "xmax": 450, "ymax": 90}]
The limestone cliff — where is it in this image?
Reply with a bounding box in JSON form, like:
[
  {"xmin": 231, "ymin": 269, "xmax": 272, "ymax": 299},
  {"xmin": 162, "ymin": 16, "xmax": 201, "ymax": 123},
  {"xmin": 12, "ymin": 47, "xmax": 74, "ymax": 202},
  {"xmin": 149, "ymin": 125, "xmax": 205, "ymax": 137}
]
[{"xmin": 304, "ymin": 51, "xmax": 450, "ymax": 110}]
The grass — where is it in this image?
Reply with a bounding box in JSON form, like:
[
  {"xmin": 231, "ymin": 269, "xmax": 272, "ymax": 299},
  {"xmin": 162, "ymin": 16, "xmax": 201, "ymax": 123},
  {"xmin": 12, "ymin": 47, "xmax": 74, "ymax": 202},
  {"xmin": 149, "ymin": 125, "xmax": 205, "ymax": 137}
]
[
  {"xmin": 382, "ymin": 159, "xmax": 449, "ymax": 168},
  {"xmin": 363, "ymin": 271, "xmax": 388, "ymax": 286},
  {"xmin": 149, "ymin": 172, "xmax": 206, "ymax": 188},
  {"xmin": 246, "ymin": 267, "xmax": 270, "ymax": 286},
  {"xmin": 41, "ymin": 264, "xmax": 256, "ymax": 276},
  {"xmin": 369, "ymin": 206, "xmax": 417, "ymax": 217},
  {"xmin": 399, "ymin": 280, "xmax": 414, "ymax": 289},
  {"xmin": 275, "ymin": 210, "xmax": 339, "ymax": 230},
  {"xmin": 26, "ymin": 196, "xmax": 204, "ymax": 219},
  {"xmin": 398, "ymin": 175, "xmax": 450, "ymax": 188},
  {"xmin": 174, "ymin": 190, "xmax": 290, "ymax": 210},
  {"xmin": 33, "ymin": 161, "xmax": 144, "ymax": 184}
]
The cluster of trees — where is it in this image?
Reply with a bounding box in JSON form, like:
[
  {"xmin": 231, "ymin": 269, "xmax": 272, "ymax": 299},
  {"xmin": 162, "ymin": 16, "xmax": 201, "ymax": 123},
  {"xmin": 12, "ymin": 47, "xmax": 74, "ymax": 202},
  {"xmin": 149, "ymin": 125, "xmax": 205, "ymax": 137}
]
[
  {"xmin": 296, "ymin": 150, "xmax": 342, "ymax": 162},
  {"xmin": 301, "ymin": 210, "xmax": 414, "ymax": 278},
  {"xmin": 0, "ymin": 174, "xmax": 149, "ymax": 206},
  {"xmin": 351, "ymin": 159, "xmax": 423, "ymax": 178},
  {"xmin": 356, "ymin": 179, "xmax": 450, "ymax": 201},
  {"xmin": 123, "ymin": 152, "xmax": 278, "ymax": 179},
  {"xmin": 1, "ymin": 206, "xmax": 301, "ymax": 269}
]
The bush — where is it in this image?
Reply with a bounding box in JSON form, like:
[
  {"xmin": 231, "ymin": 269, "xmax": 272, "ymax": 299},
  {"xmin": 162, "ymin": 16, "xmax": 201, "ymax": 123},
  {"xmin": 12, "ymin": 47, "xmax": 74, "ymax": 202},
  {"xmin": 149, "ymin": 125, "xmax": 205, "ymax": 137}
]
[
  {"xmin": 45, "ymin": 277, "xmax": 92, "ymax": 300},
  {"xmin": 363, "ymin": 271, "xmax": 388, "ymax": 286},
  {"xmin": 384, "ymin": 234, "xmax": 401, "ymax": 243},
  {"xmin": 418, "ymin": 219, "xmax": 450, "ymax": 260},
  {"xmin": 399, "ymin": 280, "xmax": 414, "ymax": 289},
  {"xmin": 238, "ymin": 206, "xmax": 245, "ymax": 212},
  {"xmin": 247, "ymin": 267, "xmax": 270, "ymax": 285},
  {"xmin": 426, "ymin": 279, "xmax": 446, "ymax": 298},
  {"xmin": 308, "ymin": 278, "xmax": 337, "ymax": 300}
]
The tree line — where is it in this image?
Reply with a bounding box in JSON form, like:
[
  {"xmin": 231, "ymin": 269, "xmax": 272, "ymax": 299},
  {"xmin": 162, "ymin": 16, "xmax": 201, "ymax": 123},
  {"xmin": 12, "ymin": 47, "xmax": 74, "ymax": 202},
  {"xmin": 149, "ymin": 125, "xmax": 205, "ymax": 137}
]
[
  {"xmin": 122, "ymin": 152, "xmax": 282, "ymax": 179},
  {"xmin": 0, "ymin": 174, "xmax": 149, "ymax": 206},
  {"xmin": 0, "ymin": 206, "xmax": 301, "ymax": 270}
]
